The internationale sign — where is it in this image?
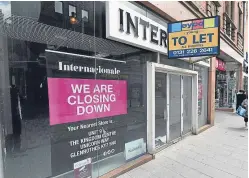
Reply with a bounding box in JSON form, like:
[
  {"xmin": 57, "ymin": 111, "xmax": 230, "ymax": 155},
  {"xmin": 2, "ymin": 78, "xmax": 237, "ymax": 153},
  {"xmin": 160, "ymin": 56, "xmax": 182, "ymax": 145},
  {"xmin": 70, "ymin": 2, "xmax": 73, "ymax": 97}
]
[{"xmin": 167, "ymin": 16, "xmax": 220, "ymax": 58}]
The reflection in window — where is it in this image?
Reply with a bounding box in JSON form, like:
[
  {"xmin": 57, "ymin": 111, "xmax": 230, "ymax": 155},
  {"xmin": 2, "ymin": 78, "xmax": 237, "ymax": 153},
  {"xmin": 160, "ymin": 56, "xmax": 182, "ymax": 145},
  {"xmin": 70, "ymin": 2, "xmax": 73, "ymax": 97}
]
[
  {"xmin": 82, "ymin": 9, "xmax": 88, "ymax": 22},
  {"xmin": 69, "ymin": 4, "xmax": 76, "ymax": 16},
  {"xmin": 55, "ymin": 1, "xmax": 63, "ymax": 14}
]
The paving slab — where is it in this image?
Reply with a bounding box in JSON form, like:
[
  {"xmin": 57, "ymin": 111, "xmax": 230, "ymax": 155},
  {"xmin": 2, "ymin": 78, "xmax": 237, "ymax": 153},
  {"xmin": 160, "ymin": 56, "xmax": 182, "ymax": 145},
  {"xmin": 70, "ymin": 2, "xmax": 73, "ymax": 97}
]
[{"xmin": 118, "ymin": 111, "xmax": 248, "ymax": 178}]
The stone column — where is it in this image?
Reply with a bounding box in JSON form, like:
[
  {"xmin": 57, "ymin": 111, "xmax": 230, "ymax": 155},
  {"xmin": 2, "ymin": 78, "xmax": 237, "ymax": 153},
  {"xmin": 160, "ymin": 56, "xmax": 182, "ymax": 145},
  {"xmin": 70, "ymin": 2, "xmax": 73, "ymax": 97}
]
[{"xmin": 207, "ymin": 57, "xmax": 216, "ymax": 126}]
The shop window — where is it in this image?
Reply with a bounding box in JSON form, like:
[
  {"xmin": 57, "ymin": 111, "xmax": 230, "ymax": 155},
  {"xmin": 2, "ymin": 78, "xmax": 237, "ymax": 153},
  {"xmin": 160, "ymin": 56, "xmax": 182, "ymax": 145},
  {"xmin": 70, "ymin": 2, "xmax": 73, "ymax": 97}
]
[
  {"xmin": 0, "ymin": 2, "xmax": 156, "ymax": 178},
  {"xmin": 55, "ymin": 1, "xmax": 63, "ymax": 14},
  {"xmin": 82, "ymin": 9, "xmax": 88, "ymax": 22}
]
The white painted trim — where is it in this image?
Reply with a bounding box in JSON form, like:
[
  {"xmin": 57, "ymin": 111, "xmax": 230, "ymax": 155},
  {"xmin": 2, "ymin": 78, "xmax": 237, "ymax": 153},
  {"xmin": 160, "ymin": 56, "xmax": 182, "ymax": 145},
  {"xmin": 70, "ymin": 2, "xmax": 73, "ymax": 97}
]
[
  {"xmin": 153, "ymin": 63, "xmax": 198, "ymax": 76},
  {"xmin": 166, "ymin": 74, "xmax": 170, "ymax": 143},
  {"xmin": 192, "ymin": 74, "xmax": 198, "ymax": 134},
  {"xmin": 146, "ymin": 62, "xmax": 155, "ymax": 154},
  {"xmin": 157, "ymin": 52, "xmax": 160, "ymax": 63},
  {"xmin": 197, "ymin": 61, "xmax": 211, "ymax": 67},
  {"xmin": 180, "ymin": 76, "xmax": 183, "ymax": 136}
]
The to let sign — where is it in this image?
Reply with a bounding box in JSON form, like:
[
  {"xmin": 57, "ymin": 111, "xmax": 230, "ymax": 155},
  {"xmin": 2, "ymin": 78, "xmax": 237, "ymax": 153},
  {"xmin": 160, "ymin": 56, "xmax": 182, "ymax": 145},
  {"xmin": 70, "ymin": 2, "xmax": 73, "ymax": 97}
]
[{"xmin": 167, "ymin": 16, "xmax": 220, "ymax": 58}]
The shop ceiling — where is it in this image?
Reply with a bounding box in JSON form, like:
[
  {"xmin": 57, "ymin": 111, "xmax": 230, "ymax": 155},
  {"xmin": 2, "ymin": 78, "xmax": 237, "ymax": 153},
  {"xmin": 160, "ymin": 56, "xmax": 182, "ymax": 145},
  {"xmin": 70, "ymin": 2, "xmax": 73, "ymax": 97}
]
[{"xmin": 0, "ymin": 14, "xmax": 142, "ymax": 57}]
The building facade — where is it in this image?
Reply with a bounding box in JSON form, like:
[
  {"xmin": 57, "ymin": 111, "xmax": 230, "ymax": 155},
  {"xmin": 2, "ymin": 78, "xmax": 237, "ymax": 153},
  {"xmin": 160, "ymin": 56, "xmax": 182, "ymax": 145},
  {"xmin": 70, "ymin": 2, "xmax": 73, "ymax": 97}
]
[
  {"xmin": 0, "ymin": 1, "xmax": 247, "ymax": 178},
  {"xmin": 144, "ymin": 1, "xmax": 247, "ymax": 111}
]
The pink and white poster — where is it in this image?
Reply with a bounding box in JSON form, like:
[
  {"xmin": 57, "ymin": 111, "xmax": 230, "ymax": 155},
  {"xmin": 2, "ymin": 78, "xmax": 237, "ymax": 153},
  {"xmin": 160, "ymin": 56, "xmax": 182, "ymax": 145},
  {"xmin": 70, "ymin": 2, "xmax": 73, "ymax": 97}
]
[{"xmin": 47, "ymin": 78, "xmax": 127, "ymax": 125}]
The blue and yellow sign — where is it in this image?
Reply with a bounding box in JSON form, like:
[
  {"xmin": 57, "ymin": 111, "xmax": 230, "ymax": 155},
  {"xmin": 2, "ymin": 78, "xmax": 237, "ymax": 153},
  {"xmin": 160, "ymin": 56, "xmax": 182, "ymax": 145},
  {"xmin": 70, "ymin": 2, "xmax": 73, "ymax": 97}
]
[{"xmin": 167, "ymin": 16, "xmax": 220, "ymax": 58}]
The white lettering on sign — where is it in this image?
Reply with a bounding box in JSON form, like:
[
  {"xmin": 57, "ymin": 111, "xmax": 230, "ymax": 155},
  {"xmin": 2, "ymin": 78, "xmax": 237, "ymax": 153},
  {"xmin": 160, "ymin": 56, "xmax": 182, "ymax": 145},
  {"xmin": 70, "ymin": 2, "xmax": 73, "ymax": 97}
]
[
  {"xmin": 106, "ymin": 1, "xmax": 168, "ymax": 54},
  {"xmin": 58, "ymin": 61, "xmax": 120, "ymax": 75},
  {"xmin": 67, "ymin": 84, "xmax": 117, "ymax": 116}
]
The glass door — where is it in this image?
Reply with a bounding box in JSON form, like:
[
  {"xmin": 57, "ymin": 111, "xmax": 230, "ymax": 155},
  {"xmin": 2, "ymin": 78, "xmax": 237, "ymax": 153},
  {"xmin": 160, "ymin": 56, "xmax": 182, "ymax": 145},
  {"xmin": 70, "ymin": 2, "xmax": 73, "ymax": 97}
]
[
  {"xmin": 154, "ymin": 72, "xmax": 193, "ymax": 148},
  {"xmin": 168, "ymin": 74, "xmax": 182, "ymax": 142},
  {"xmin": 154, "ymin": 72, "xmax": 167, "ymax": 148},
  {"xmin": 183, "ymin": 76, "xmax": 192, "ymax": 135}
]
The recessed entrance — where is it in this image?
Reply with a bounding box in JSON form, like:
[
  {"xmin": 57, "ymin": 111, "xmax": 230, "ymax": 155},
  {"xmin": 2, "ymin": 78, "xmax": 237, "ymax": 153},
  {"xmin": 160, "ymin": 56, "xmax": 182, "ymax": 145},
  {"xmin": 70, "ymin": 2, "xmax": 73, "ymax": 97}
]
[{"xmin": 147, "ymin": 62, "xmax": 198, "ymax": 153}]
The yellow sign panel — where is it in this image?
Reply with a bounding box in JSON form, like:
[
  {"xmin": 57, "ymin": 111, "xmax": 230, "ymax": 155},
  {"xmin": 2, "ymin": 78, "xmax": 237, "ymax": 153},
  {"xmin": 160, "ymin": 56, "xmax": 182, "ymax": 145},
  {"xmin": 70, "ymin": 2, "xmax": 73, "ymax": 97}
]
[{"xmin": 168, "ymin": 28, "xmax": 218, "ymax": 51}]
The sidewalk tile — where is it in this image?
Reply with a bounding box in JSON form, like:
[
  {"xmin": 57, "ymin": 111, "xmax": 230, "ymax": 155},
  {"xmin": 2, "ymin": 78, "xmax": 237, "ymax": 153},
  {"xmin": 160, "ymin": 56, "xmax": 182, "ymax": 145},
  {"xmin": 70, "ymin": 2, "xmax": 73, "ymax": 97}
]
[
  {"xmin": 242, "ymin": 161, "xmax": 248, "ymax": 170},
  {"xmin": 118, "ymin": 112, "xmax": 248, "ymax": 178},
  {"xmin": 151, "ymin": 166, "xmax": 184, "ymax": 178}
]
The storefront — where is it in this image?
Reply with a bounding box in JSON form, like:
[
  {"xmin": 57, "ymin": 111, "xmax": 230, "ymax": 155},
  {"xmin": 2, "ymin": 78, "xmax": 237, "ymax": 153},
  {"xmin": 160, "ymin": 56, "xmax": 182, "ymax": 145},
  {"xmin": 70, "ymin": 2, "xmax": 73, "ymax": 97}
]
[
  {"xmin": 215, "ymin": 38, "xmax": 244, "ymax": 111},
  {"xmin": 215, "ymin": 55, "xmax": 243, "ymax": 111},
  {"xmin": 0, "ymin": 1, "xmax": 206, "ymax": 178},
  {"xmin": 215, "ymin": 58, "xmax": 227, "ymax": 108}
]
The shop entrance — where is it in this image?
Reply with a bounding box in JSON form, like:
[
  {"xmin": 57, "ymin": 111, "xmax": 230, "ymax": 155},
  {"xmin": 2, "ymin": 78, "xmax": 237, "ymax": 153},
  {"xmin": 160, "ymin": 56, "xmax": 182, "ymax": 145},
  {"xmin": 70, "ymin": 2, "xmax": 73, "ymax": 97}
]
[
  {"xmin": 154, "ymin": 73, "xmax": 192, "ymax": 148},
  {"xmin": 147, "ymin": 62, "xmax": 198, "ymax": 153}
]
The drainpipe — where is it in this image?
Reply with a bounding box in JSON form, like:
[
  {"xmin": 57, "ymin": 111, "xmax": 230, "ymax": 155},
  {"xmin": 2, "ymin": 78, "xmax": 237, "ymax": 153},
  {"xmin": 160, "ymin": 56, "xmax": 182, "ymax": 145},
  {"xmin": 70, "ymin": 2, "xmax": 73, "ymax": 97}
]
[
  {"xmin": 242, "ymin": 1, "xmax": 247, "ymax": 89},
  {"xmin": 243, "ymin": 1, "xmax": 246, "ymax": 47}
]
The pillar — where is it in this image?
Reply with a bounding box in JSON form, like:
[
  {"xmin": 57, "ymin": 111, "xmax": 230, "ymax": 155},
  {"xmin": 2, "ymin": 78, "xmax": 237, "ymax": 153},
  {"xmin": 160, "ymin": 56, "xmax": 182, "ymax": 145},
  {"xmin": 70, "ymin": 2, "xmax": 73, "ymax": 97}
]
[
  {"xmin": 207, "ymin": 57, "xmax": 216, "ymax": 126},
  {"xmin": 238, "ymin": 64, "xmax": 243, "ymax": 90}
]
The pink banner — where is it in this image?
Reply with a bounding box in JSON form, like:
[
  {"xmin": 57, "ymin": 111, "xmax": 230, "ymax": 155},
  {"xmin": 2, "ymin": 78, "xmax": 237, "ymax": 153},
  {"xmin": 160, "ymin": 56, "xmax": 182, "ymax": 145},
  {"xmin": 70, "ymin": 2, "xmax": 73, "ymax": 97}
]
[{"xmin": 48, "ymin": 78, "xmax": 127, "ymax": 125}]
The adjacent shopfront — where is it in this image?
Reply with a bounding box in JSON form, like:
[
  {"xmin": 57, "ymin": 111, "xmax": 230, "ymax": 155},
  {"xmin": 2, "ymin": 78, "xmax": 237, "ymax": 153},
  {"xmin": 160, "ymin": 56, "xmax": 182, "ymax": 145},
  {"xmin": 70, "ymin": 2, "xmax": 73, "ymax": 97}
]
[
  {"xmin": 215, "ymin": 54, "xmax": 243, "ymax": 110},
  {"xmin": 215, "ymin": 58, "xmax": 227, "ymax": 108},
  {"xmin": 215, "ymin": 38, "xmax": 244, "ymax": 111},
  {"xmin": 0, "ymin": 1, "xmax": 208, "ymax": 178}
]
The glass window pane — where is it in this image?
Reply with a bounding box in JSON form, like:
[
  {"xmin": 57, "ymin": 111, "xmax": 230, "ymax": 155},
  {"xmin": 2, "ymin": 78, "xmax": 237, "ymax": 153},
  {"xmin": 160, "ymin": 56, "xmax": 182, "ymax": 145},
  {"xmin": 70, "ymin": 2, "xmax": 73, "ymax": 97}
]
[{"xmin": 155, "ymin": 72, "xmax": 167, "ymax": 148}]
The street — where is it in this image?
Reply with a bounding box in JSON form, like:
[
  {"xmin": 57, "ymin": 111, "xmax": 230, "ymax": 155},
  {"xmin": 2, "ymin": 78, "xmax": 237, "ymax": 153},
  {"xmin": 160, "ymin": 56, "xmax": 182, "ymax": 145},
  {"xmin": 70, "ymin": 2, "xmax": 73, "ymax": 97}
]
[{"xmin": 119, "ymin": 111, "xmax": 248, "ymax": 178}]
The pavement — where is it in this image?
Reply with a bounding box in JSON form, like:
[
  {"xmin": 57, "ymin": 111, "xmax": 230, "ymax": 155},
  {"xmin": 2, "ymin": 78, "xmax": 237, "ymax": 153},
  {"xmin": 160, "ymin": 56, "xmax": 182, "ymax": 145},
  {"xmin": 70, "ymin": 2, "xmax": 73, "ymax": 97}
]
[{"xmin": 118, "ymin": 111, "xmax": 248, "ymax": 178}]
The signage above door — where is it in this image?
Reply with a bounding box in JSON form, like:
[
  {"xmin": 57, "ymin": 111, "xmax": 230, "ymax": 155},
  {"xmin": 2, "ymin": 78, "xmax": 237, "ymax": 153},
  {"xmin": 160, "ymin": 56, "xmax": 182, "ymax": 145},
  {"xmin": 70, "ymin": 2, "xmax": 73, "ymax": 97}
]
[{"xmin": 106, "ymin": 2, "xmax": 168, "ymax": 55}]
